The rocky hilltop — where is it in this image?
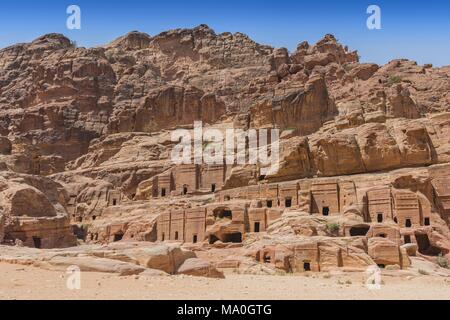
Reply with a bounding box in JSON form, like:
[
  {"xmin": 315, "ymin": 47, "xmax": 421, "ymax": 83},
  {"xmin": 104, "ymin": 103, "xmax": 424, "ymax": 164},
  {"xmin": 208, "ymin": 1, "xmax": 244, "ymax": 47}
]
[{"xmin": 0, "ymin": 25, "xmax": 449, "ymax": 278}]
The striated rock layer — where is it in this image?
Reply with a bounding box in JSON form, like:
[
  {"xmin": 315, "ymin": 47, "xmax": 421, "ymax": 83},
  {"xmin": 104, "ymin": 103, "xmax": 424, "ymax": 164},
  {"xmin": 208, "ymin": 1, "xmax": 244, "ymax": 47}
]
[{"xmin": 0, "ymin": 25, "xmax": 449, "ymax": 277}]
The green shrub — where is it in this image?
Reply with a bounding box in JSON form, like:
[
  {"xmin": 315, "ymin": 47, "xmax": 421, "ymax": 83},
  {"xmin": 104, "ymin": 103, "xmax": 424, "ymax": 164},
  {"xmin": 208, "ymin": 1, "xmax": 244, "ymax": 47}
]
[
  {"xmin": 388, "ymin": 75, "xmax": 402, "ymax": 85},
  {"xmin": 327, "ymin": 223, "xmax": 340, "ymax": 233}
]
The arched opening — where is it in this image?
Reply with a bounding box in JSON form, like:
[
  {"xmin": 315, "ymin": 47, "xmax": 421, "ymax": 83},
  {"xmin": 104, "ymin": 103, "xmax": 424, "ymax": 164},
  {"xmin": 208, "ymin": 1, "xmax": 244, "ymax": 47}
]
[
  {"xmin": 211, "ymin": 184, "xmax": 216, "ymax": 193},
  {"xmin": 113, "ymin": 232, "xmax": 124, "ymax": 242},
  {"xmin": 322, "ymin": 207, "xmax": 330, "ymax": 216},
  {"xmin": 254, "ymin": 222, "xmax": 261, "ymax": 233},
  {"xmin": 183, "ymin": 186, "xmax": 188, "ymax": 195},
  {"xmin": 350, "ymin": 225, "xmax": 370, "ymax": 237},
  {"xmin": 222, "ymin": 233, "xmax": 242, "ymax": 243},
  {"xmin": 377, "ymin": 233, "xmax": 387, "ymax": 238},
  {"xmin": 92, "ymin": 215, "xmax": 97, "ymax": 221},
  {"xmin": 213, "ymin": 208, "xmax": 233, "ymax": 220},
  {"xmin": 33, "ymin": 237, "xmax": 42, "ymax": 249},
  {"xmin": 267, "ymin": 200, "xmax": 273, "ymax": 208},
  {"xmin": 175, "ymin": 232, "xmax": 179, "ymax": 241},
  {"xmin": 161, "ymin": 188, "xmax": 167, "ymax": 197},
  {"xmin": 193, "ymin": 235, "xmax": 198, "ymax": 244},
  {"xmin": 394, "ymin": 217, "xmax": 398, "ymax": 224},
  {"xmin": 424, "ymin": 218, "xmax": 430, "ymax": 226}
]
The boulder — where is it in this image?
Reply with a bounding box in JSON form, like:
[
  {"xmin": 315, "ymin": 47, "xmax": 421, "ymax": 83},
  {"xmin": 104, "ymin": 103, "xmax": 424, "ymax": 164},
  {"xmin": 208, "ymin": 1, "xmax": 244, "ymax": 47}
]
[
  {"xmin": 402, "ymin": 243, "xmax": 418, "ymax": 256},
  {"xmin": 177, "ymin": 258, "xmax": 225, "ymax": 279},
  {"xmin": 44, "ymin": 256, "xmax": 146, "ymax": 276},
  {"xmin": 125, "ymin": 244, "xmax": 196, "ymax": 274}
]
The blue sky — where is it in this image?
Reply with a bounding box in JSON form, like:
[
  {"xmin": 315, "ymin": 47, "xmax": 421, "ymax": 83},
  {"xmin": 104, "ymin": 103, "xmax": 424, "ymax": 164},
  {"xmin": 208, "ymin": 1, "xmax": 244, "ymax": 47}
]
[{"xmin": 0, "ymin": 0, "xmax": 449, "ymax": 66}]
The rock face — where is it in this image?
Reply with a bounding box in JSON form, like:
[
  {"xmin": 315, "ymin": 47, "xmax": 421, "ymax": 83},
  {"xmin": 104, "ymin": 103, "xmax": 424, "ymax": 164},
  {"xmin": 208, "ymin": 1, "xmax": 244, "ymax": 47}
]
[
  {"xmin": 0, "ymin": 172, "xmax": 76, "ymax": 248},
  {"xmin": 0, "ymin": 25, "xmax": 449, "ymax": 277}
]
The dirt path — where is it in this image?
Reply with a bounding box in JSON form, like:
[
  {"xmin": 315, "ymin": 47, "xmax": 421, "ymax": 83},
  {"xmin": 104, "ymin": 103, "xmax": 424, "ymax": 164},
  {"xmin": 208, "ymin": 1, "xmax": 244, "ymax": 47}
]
[{"xmin": 1, "ymin": 263, "xmax": 449, "ymax": 300}]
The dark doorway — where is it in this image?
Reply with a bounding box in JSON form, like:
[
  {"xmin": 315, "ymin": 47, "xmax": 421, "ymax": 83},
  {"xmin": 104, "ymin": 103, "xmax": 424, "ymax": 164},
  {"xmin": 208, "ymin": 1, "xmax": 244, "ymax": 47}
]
[
  {"xmin": 161, "ymin": 188, "xmax": 166, "ymax": 197},
  {"xmin": 404, "ymin": 235, "xmax": 411, "ymax": 244},
  {"xmin": 378, "ymin": 264, "xmax": 386, "ymax": 269},
  {"xmin": 113, "ymin": 199, "xmax": 117, "ymax": 206},
  {"xmin": 350, "ymin": 226, "xmax": 370, "ymax": 237},
  {"xmin": 254, "ymin": 222, "xmax": 261, "ymax": 233},
  {"xmin": 92, "ymin": 215, "xmax": 97, "ymax": 221},
  {"xmin": 378, "ymin": 233, "xmax": 387, "ymax": 238},
  {"xmin": 175, "ymin": 232, "xmax": 179, "ymax": 241},
  {"xmin": 183, "ymin": 186, "xmax": 188, "ymax": 195},
  {"xmin": 377, "ymin": 213, "xmax": 383, "ymax": 223},
  {"xmin": 416, "ymin": 233, "xmax": 441, "ymax": 256},
  {"xmin": 214, "ymin": 208, "xmax": 232, "ymax": 220},
  {"xmin": 285, "ymin": 198, "xmax": 292, "ymax": 208},
  {"xmin": 405, "ymin": 219, "xmax": 412, "ymax": 228},
  {"xmin": 114, "ymin": 233, "xmax": 124, "ymax": 242},
  {"xmin": 193, "ymin": 235, "xmax": 198, "ymax": 244},
  {"xmin": 424, "ymin": 218, "xmax": 430, "ymax": 226},
  {"xmin": 162, "ymin": 233, "xmax": 165, "ymax": 241},
  {"xmin": 263, "ymin": 254, "xmax": 271, "ymax": 264},
  {"xmin": 211, "ymin": 184, "xmax": 216, "ymax": 193},
  {"xmin": 394, "ymin": 217, "xmax": 398, "ymax": 224},
  {"xmin": 33, "ymin": 237, "xmax": 42, "ymax": 249},
  {"xmin": 303, "ymin": 262, "xmax": 311, "ymax": 272},
  {"xmin": 267, "ymin": 200, "xmax": 273, "ymax": 208},
  {"xmin": 322, "ymin": 207, "xmax": 330, "ymax": 216},
  {"xmin": 209, "ymin": 235, "xmax": 219, "ymax": 244},
  {"xmin": 222, "ymin": 233, "xmax": 242, "ymax": 243}
]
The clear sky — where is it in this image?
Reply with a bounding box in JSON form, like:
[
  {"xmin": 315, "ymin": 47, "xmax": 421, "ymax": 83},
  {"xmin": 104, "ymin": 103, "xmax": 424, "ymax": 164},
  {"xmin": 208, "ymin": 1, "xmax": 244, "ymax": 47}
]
[{"xmin": 0, "ymin": 0, "xmax": 449, "ymax": 66}]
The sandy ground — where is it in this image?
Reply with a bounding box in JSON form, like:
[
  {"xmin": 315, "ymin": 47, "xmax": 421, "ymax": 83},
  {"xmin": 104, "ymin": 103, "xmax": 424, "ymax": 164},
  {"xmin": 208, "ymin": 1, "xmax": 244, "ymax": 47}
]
[{"xmin": 0, "ymin": 263, "xmax": 449, "ymax": 300}]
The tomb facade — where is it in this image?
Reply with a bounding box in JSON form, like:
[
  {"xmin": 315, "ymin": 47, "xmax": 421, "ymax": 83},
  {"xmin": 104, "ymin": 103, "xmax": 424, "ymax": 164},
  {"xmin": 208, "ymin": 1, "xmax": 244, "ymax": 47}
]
[
  {"xmin": 367, "ymin": 188, "xmax": 393, "ymax": 223},
  {"xmin": 311, "ymin": 181, "xmax": 339, "ymax": 216}
]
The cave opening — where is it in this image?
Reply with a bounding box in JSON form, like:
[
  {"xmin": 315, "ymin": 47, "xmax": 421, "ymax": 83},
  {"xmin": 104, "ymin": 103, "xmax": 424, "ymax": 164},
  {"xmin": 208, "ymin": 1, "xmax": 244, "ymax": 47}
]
[
  {"xmin": 416, "ymin": 233, "xmax": 441, "ymax": 256},
  {"xmin": 350, "ymin": 226, "xmax": 370, "ymax": 237},
  {"xmin": 222, "ymin": 233, "xmax": 242, "ymax": 243},
  {"xmin": 114, "ymin": 232, "xmax": 124, "ymax": 242}
]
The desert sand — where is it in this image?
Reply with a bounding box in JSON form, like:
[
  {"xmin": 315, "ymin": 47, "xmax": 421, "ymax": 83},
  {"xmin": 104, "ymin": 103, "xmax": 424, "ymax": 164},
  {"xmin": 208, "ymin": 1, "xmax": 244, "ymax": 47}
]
[{"xmin": 0, "ymin": 263, "xmax": 449, "ymax": 300}]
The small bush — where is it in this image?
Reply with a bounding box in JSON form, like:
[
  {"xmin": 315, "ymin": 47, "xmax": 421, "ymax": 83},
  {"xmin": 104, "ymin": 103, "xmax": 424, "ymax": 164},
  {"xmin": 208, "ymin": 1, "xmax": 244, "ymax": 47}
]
[
  {"xmin": 343, "ymin": 64, "xmax": 354, "ymax": 72},
  {"xmin": 327, "ymin": 223, "xmax": 340, "ymax": 233},
  {"xmin": 388, "ymin": 75, "xmax": 402, "ymax": 85}
]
